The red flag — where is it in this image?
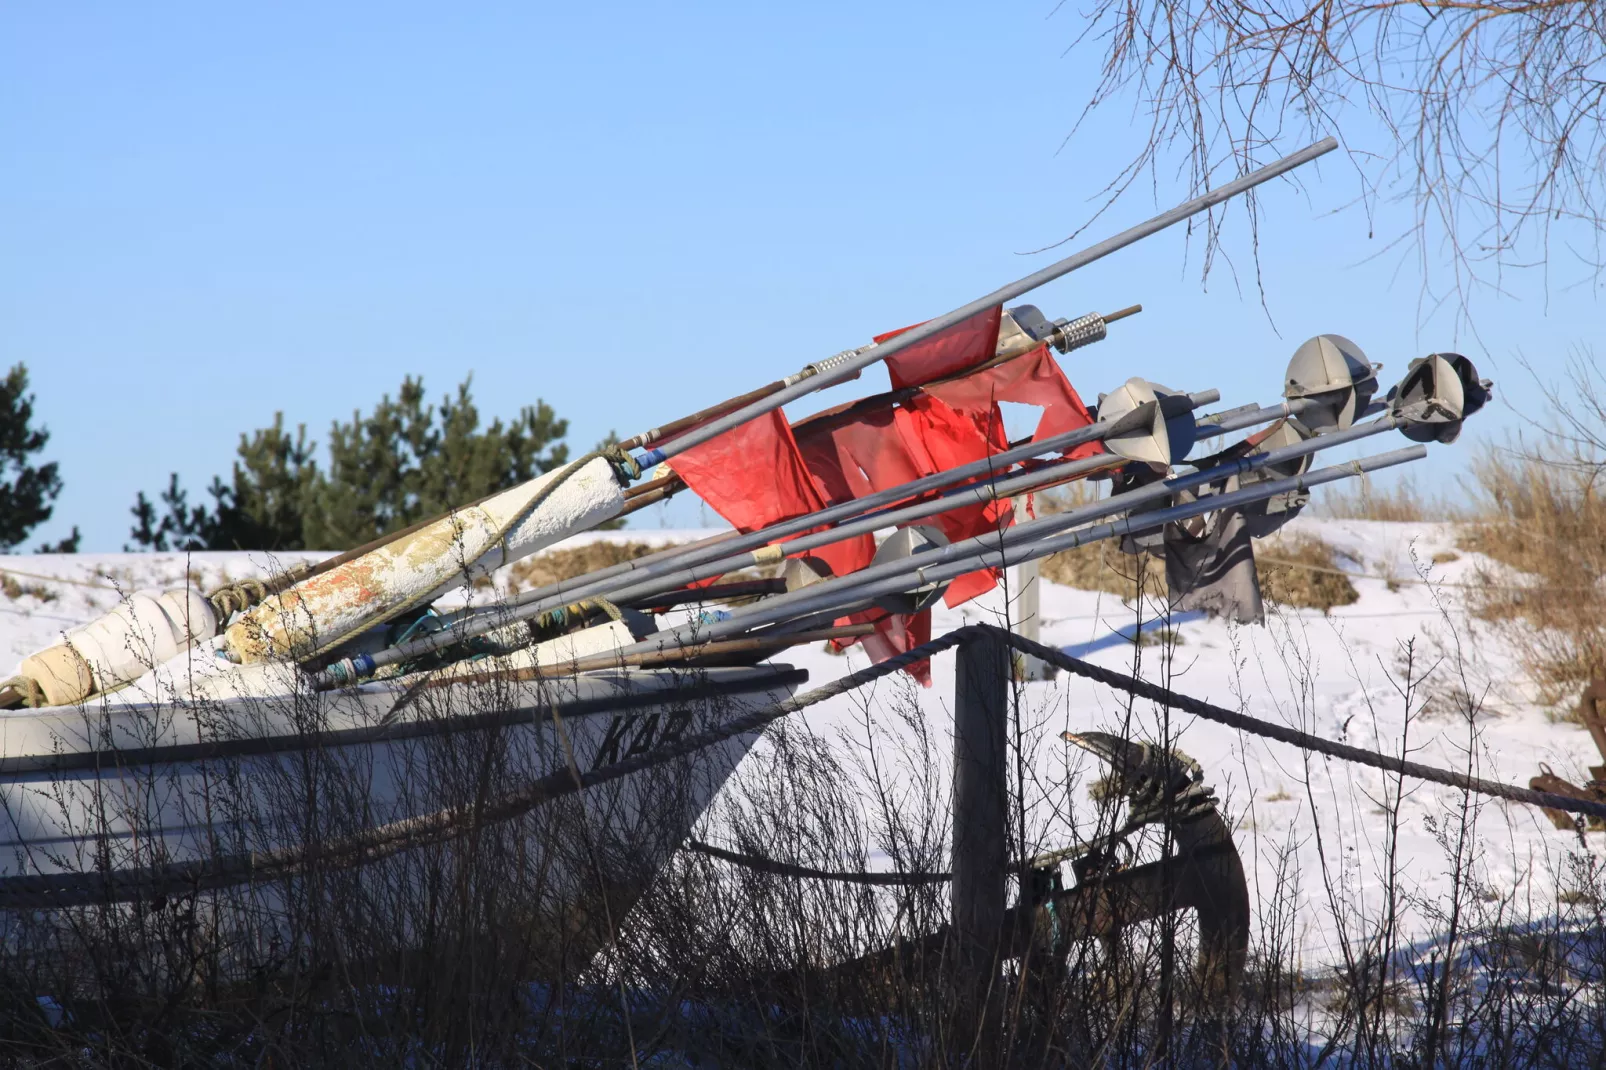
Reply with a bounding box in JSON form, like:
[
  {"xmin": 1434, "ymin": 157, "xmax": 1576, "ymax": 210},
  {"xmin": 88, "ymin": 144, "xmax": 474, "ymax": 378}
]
[
  {"xmin": 794, "ymin": 393, "xmax": 1007, "ymax": 611},
  {"xmin": 896, "ymin": 396, "xmax": 1010, "ymax": 607},
  {"xmin": 670, "ymin": 409, "xmax": 826, "ymax": 532},
  {"xmin": 831, "ymin": 607, "xmax": 933, "ymax": 687},
  {"xmin": 794, "ymin": 401, "xmax": 922, "ymax": 504},
  {"xmin": 801, "ymin": 530, "xmax": 876, "ymax": 584},
  {"xmin": 877, "ymin": 306, "xmax": 1004, "ymax": 390},
  {"xmin": 670, "ymin": 409, "xmax": 874, "ymax": 581},
  {"xmin": 925, "ymin": 344, "xmax": 1100, "ymax": 458}
]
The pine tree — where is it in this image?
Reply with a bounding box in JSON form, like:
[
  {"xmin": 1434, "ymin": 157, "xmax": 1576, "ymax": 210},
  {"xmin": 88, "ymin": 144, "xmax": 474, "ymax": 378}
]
[
  {"xmin": 0, "ymin": 364, "xmax": 71, "ymax": 552},
  {"xmin": 36, "ymin": 527, "xmax": 81, "ymax": 553},
  {"xmin": 129, "ymin": 375, "xmax": 586, "ymax": 552},
  {"xmin": 305, "ymin": 376, "xmax": 571, "ymax": 548},
  {"xmin": 302, "ymin": 376, "xmax": 436, "ymax": 550},
  {"xmin": 125, "ymin": 473, "xmax": 220, "ymax": 551},
  {"xmin": 208, "ymin": 417, "xmax": 320, "ymax": 550}
]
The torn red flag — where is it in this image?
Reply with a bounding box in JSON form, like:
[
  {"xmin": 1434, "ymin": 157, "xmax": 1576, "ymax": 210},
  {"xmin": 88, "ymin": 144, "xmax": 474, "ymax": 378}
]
[
  {"xmin": 924, "ymin": 343, "xmax": 1100, "ymax": 458},
  {"xmin": 877, "ymin": 305, "xmax": 1004, "ymax": 390},
  {"xmin": 831, "ymin": 607, "xmax": 933, "ymax": 687},
  {"xmin": 668, "ymin": 408, "xmax": 874, "ymax": 581},
  {"xmin": 896, "ymin": 395, "xmax": 1010, "ymax": 607},
  {"xmin": 793, "ymin": 393, "xmax": 1008, "ymax": 611}
]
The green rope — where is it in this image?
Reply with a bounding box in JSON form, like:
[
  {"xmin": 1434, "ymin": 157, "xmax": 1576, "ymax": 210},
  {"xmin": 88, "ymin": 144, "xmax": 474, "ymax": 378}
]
[{"xmin": 533, "ymin": 597, "xmax": 623, "ymax": 638}]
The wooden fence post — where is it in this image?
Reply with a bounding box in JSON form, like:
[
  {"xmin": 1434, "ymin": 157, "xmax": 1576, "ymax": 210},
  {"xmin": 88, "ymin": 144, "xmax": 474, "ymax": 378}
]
[{"xmin": 952, "ymin": 629, "xmax": 1009, "ymax": 1059}]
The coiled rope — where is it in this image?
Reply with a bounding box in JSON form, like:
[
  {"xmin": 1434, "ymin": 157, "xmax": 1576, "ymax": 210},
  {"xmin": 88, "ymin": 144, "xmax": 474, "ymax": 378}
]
[
  {"xmin": 534, "ymin": 596, "xmax": 623, "ymax": 636},
  {"xmin": 0, "ymin": 676, "xmax": 45, "ymax": 711},
  {"xmin": 208, "ymin": 579, "xmax": 269, "ymax": 621}
]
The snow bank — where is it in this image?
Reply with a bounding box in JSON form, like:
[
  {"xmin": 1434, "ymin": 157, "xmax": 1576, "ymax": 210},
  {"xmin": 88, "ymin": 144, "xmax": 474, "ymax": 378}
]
[{"xmin": 3, "ymin": 517, "xmax": 1600, "ymax": 971}]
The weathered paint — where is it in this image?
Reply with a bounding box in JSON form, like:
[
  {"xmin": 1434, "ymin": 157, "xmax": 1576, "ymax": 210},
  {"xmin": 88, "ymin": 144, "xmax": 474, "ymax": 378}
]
[{"xmin": 225, "ymin": 458, "xmax": 624, "ymax": 663}]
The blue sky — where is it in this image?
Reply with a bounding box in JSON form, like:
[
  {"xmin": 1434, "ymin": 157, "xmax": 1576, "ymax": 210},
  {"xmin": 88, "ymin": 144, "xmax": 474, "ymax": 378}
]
[{"xmin": 4, "ymin": 3, "xmax": 1599, "ymax": 550}]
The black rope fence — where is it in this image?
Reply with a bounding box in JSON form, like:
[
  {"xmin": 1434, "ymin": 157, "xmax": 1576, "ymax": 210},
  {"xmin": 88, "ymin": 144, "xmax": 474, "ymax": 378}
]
[{"xmin": 1, "ymin": 623, "xmax": 1601, "ymax": 907}]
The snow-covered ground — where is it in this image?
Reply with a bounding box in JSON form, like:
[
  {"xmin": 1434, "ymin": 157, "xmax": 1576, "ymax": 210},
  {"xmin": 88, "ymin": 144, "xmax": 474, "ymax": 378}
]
[{"xmin": 2, "ymin": 518, "xmax": 1601, "ymax": 975}]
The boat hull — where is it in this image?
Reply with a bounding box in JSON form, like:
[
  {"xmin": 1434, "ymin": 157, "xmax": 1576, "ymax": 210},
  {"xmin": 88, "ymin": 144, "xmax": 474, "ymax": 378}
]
[{"xmin": 0, "ymin": 664, "xmax": 803, "ymax": 968}]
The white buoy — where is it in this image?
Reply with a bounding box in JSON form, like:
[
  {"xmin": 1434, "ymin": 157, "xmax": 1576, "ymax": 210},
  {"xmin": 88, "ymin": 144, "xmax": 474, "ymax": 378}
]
[
  {"xmin": 225, "ymin": 456, "xmax": 625, "ymax": 663},
  {"xmin": 17, "ymin": 588, "xmax": 219, "ymax": 707}
]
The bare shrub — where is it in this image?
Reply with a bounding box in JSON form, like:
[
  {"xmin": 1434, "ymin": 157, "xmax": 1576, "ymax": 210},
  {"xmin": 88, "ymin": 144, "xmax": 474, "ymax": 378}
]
[
  {"xmin": 1461, "ymin": 443, "xmax": 1606, "ymax": 703},
  {"xmin": 3, "ymin": 553, "xmax": 1605, "ymax": 1064},
  {"xmin": 0, "ymin": 572, "xmax": 57, "ymax": 602},
  {"xmin": 1040, "ymin": 540, "xmax": 1166, "ymax": 602}
]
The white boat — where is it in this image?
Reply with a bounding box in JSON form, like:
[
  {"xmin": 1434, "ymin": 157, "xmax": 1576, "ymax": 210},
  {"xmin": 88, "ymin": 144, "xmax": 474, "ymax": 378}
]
[{"xmin": 0, "ymin": 644, "xmax": 804, "ymax": 965}]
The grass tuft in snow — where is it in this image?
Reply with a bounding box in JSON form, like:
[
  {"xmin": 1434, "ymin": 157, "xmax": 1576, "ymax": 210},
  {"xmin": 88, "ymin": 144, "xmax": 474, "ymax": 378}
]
[
  {"xmin": 1258, "ymin": 533, "xmax": 1361, "ymax": 612},
  {"xmin": 507, "ymin": 540, "xmax": 666, "ymax": 592},
  {"xmin": 1461, "ymin": 444, "xmax": 1606, "ymax": 706}
]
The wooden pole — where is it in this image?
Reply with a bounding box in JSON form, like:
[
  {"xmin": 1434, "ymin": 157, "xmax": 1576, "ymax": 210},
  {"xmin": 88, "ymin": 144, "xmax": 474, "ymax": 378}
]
[
  {"xmin": 1010, "ymin": 496, "xmax": 1054, "ymax": 683},
  {"xmin": 952, "ymin": 630, "xmax": 1009, "ymax": 1060}
]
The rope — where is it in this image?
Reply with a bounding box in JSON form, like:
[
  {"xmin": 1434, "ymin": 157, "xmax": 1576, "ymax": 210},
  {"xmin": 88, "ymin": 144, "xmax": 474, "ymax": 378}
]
[
  {"xmin": 207, "ymin": 579, "xmax": 269, "ymax": 621},
  {"xmin": 534, "ymin": 597, "xmax": 623, "ymax": 635},
  {"xmin": 1001, "ymin": 630, "xmax": 1606, "ymax": 823},
  {"xmin": 0, "ymin": 676, "xmax": 45, "ymax": 710},
  {"xmin": 8, "ymin": 621, "xmax": 1606, "ymax": 906},
  {"xmin": 1256, "ymin": 555, "xmax": 1543, "ymax": 593},
  {"xmin": 684, "ymin": 831, "xmax": 1133, "ymax": 886},
  {"xmin": 686, "ymin": 838, "xmax": 951, "ymax": 886}
]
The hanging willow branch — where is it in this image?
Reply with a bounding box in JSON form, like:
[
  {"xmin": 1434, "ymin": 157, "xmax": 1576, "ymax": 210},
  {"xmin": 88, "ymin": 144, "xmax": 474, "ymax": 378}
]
[{"xmin": 1058, "ymin": 0, "xmax": 1606, "ymax": 312}]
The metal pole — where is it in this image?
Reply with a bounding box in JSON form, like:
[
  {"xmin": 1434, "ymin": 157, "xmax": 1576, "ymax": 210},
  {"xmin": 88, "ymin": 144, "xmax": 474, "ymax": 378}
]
[
  {"xmin": 325, "ymin": 390, "xmax": 1361, "ymax": 689},
  {"xmin": 337, "ymin": 394, "xmax": 1215, "ymax": 683},
  {"xmin": 639, "ymin": 137, "xmax": 1338, "ymax": 467},
  {"xmin": 1010, "ymin": 543, "xmax": 1052, "ymax": 682},
  {"xmin": 618, "ymin": 444, "xmax": 1425, "ymax": 654},
  {"xmin": 491, "ymin": 389, "xmax": 1213, "ymax": 619},
  {"xmin": 952, "ymin": 629, "xmax": 1010, "ymax": 1059},
  {"xmin": 650, "ymin": 418, "xmax": 1410, "ymax": 640}
]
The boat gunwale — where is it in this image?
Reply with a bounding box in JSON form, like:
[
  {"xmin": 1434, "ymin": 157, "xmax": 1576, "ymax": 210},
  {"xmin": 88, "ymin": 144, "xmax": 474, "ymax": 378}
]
[{"xmin": 0, "ymin": 665, "xmax": 808, "ymax": 777}]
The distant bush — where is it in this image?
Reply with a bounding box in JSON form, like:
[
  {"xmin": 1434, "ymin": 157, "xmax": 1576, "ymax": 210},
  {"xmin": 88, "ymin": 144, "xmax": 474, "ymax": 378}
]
[
  {"xmin": 1257, "ymin": 533, "xmax": 1361, "ymax": 612},
  {"xmin": 1453, "ymin": 356, "xmax": 1606, "ymax": 705},
  {"xmin": 1461, "ymin": 444, "xmax": 1606, "ymax": 704},
  {"xmin": 1039, "ymin": 540, "xmax": 1167, "ymax": 602},
  {"xmin": 507, "ymin": 540, "xmax": 666, "ymax": 593}
]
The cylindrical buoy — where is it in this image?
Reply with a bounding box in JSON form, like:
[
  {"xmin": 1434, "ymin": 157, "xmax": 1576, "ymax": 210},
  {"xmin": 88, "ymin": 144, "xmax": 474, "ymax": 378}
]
[
  {"xmin": 225, "ymin": 456, "xmax": 625, "ymax": 663},
  {"xmin": 14, "ymin": 588, "xmax": 220, "ymax": 707}
]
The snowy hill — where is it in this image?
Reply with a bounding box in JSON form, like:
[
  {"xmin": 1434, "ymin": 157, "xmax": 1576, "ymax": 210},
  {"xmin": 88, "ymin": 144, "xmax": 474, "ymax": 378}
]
[{"xmin": 3, "ymin": 518, "xmax": 1600, "ymax": 973}]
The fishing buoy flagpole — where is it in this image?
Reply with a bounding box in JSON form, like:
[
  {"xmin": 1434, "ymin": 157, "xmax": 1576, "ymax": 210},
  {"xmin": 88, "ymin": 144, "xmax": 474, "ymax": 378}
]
[
  {"xmin": 311, "ymin": 356, "xmax": 1471, "ymax": 691},
  {"xmin": 629, "ymin": 138, "xmax": 1338, "ymax": 470},
  {"xmin": 309, "ymin": 387, "xmax": 1227, "ymax": 687},
  {"xmin": 231, "ymin": 137, "xmax": 1337, "ymax": 675},
  {"xmin": 2, "ymin": 138, "xmax": 1337, "ymax": 709}
]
